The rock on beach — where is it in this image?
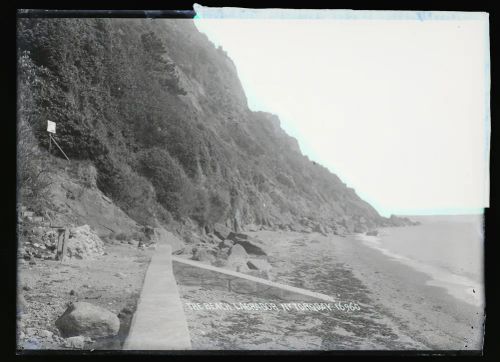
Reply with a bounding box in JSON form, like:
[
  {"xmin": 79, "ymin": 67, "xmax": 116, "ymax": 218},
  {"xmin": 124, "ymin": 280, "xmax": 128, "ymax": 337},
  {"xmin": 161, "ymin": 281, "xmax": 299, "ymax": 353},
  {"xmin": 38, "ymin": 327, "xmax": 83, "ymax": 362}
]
[{"xmin": 55, "ymin": 301, "xmax": 120, "ymax": 338}]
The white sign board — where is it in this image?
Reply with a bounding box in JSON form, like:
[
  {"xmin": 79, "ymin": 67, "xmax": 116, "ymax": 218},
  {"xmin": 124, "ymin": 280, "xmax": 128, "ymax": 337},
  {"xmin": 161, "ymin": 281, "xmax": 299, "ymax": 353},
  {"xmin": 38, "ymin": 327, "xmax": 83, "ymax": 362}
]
[{"xmin": 47, "ymin": 121, "xmax": 56, "ymax": 134}]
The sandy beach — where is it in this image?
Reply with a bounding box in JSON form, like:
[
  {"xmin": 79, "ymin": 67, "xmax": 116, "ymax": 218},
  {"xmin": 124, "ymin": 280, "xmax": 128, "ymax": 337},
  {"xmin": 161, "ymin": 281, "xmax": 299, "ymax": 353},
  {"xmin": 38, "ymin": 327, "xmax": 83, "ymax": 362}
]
[{"xmin": 177, "ymin": 229, "xmax": 484, "ymax": 350}]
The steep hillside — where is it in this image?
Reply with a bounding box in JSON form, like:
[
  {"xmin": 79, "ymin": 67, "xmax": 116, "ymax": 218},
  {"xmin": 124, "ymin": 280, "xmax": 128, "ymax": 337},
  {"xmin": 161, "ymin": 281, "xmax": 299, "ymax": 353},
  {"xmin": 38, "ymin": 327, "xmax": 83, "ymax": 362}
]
[{"xmin": 17, "ymin": 17, "xmax": 412, "ymax": 236}]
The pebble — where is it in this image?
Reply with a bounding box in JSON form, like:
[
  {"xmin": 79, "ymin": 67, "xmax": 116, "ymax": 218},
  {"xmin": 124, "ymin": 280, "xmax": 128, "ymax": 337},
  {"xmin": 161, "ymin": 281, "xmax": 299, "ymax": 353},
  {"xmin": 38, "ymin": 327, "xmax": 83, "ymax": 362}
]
[
  {"xmin": 39, "ymin": 329, "xmax": 53, "ymax": 339},
  {"xmin": 64, "ymin": 335, "xmax": 85, "ymax": 349},
  {"xmin": 26, "ymin": 327, "xmax": 38, "ymax": 336},
  {"xmin": 120, "ymin": 307, "xmax": 133, "ymax": 315}
]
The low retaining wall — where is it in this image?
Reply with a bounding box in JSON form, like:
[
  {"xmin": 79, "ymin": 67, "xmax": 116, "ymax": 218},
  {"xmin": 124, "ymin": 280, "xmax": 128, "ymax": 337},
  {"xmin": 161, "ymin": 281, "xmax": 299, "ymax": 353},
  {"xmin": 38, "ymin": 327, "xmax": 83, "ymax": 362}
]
[{"xmin": 172, "ymin": 256, "xmax": 336, "ymax": 303}]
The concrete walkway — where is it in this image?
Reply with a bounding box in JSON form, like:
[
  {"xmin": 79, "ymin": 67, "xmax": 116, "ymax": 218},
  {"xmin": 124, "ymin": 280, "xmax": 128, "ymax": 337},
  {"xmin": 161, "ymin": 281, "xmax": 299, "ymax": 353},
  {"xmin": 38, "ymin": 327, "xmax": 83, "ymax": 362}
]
[{"xmin": 123, "ymin": 243, "xmax": 192, "ymax": 350}]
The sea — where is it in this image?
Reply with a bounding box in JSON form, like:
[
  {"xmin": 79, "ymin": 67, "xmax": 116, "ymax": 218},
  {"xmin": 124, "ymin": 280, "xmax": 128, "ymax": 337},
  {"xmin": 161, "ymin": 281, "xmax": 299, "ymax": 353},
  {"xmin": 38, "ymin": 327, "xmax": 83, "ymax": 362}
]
[{"xmin": 354, "ymin": 214, "xmax": 485, "ymax": 307}]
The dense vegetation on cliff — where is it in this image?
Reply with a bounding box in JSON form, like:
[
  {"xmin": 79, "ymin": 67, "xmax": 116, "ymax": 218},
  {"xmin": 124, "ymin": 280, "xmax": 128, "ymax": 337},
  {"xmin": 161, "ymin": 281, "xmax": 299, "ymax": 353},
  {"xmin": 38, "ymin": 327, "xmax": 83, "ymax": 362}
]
[{"xmin": 18, "ymin": 18, "xmax": 408, "ymax": 234}]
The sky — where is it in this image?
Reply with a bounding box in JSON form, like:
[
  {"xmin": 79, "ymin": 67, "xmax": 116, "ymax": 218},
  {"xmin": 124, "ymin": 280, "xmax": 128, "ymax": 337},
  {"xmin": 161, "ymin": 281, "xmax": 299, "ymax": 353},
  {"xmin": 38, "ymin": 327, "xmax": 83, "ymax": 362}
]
[{"xmin": 193, "ymin": 11, "xmax": 490, "ymax": 217}]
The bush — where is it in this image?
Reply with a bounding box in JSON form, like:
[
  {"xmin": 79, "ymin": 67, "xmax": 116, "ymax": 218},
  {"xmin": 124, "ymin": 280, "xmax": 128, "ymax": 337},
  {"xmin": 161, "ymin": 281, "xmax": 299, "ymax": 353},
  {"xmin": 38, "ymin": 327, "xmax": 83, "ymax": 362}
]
[
  {"xmin": 17, "ymin": 64, "xmax": 53, "ymax": 213},
  {"xmin": 207, "ymin": 189, "xmax": 230, "ymax": 224},
  {"xmin": 137, "ymin": 148, "xmax": 196, "ymax": 219}
]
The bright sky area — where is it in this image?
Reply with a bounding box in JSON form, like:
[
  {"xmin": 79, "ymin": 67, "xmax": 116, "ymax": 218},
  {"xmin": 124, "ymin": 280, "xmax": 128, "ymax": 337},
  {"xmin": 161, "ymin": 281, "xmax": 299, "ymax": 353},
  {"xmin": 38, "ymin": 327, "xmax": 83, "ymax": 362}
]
[{"xmin": 193, "ymin": 11, "xmax": 490, "ymax": 217}]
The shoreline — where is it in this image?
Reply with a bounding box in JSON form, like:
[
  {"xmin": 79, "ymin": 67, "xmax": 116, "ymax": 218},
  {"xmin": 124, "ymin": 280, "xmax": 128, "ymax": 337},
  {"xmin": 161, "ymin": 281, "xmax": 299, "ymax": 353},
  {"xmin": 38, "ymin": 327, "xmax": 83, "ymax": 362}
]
[
  {"xmin": 176, "ymin": 229, "xmax": 481, "ymax": 350},
  {"xmin": 331, "ymin": 231, "xmax": 484, "ymax": 350},
  {"xmin": 353, "ymin": 231, "xmax": 484, "ymax": 308}
]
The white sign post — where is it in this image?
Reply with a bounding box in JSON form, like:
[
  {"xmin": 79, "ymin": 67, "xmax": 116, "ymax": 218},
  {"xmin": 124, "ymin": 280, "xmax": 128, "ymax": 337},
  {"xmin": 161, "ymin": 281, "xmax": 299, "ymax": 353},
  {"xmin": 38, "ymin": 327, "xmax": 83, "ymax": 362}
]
[
  {"xmin": 47, "ymin": 120, "xmax": 55, "ymax": 155},
  {"xmin": 46, "ymin": 120, "xmax": 69, "ymax": 161},
  {"xmin": 47, "ymin": 120, "xmax": 56, "ymax": 134}
]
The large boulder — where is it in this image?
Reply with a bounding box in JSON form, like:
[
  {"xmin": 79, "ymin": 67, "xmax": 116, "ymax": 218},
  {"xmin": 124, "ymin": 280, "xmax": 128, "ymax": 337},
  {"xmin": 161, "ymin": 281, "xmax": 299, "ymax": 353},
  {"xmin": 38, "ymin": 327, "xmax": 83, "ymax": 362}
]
[
  {"xmin": 226, "ymin": 244, "xmax": 249, "ymax": 272},
  {"xmin": 55, "ymin": 302, "xmax": 120, "ymax": 338},
  {"xmin": 227, "ymin": 232, "xmax": 250, "ymax": 241},
  {"xmin": 228, "ymin": 244, "xmax": 247, "ymax": 258},
  {"xmin": 227, "ymin": 232, "xmax": 267, "ymax": 256},
  {"xmin": 353, "ymin": 223, "xmax": 367, "ymax": 233},
  {"xmin": 245, "ymin": 224, "xmax": 260, "ymax": 232},
  {"xmin": 313, "ymin": 224, "xmax": 327, "ymax": 236},
  {"xmin": 218, "ymin": 239, "xmax": 234, "ymax": 250},
  {"xmin": 246, "ymin": 258, "xmax": 272, "ymax": 272},
  {"xmin": 213, "ymin": 223, "xmax": 231, "ymax": 241},
  {"xmin": 66, "ymin": 225, "xmax": 104, "ymax": 259},
  {"xmin": 192, "ymin": 248, "xmax": 216, "ymax": 264}
]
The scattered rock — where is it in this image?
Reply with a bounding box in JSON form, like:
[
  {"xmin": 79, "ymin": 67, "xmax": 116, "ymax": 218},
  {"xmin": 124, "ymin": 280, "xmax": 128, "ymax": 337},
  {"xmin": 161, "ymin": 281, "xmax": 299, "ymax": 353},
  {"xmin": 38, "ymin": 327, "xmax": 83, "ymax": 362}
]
[
  {"xmin": 245, "ymin": 224, "xmax": 260, "ymax": 232},
  {"xmin": 114, "ymin": 272, "xmax": 126, "ymax": 278},
  {"xmin": 23, "ymin": 337, "xmax": 41, "ymax": 349},
  {"xmin": 18, "ymin": 294, "xmax": 27, "ymax": 316},
  {"xmin": 69, "ymin": 290, "xmax": 77, "ymax": 296},
  {"xmin": 120, "ymin": 307, "xmax": 133, "ymax": 315},
  {"xmin": 55, "ymin": 301, "xmax": 120, "ymax": 338},
  {"xmin": 64, "ymin": 335, "xmax": 86, "ymax": 349},
  {"xmin": 192, "ymin": 248, "xmax": 216, "ymax": 264},
  {"xmin": 66, "ymin": 225, "xmax": 105, "ymax": 259},
  {"xmin": 22, "ymin": 285, "xmax": 31, "ymax": 291},
  {"xmin": 26, "ymin": 327, "xmax": 38, "ymax": 336},
  {"xmin": 218, "ymin": 239, "xmax": 234, "ymax": 249},
  {"xmin": 39, "ymin": 329, "xmax": 53, "ymax": 339},
  {"xmin": 313, "ymin": 224, "xmax": 327, "ymax": 236},
  {"xmin": 353, "ymin": 225, "xmax": 366, "ymax": 233}
]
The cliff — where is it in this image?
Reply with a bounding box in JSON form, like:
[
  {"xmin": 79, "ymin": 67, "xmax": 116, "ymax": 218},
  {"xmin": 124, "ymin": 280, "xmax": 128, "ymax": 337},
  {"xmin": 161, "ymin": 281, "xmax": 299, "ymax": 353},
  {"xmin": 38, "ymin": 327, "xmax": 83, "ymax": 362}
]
[{"xmin": 17, "ymin": 17, "xmax": 412, "ymax": 237}]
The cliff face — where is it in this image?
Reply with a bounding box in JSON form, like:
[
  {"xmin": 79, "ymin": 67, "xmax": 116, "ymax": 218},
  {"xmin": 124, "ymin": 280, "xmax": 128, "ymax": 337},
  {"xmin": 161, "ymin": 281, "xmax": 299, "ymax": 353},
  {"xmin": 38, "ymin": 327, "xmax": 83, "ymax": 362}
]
[{"xmin": 17, "ymin": 18, "xmax": 407, "ymax": 235}]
